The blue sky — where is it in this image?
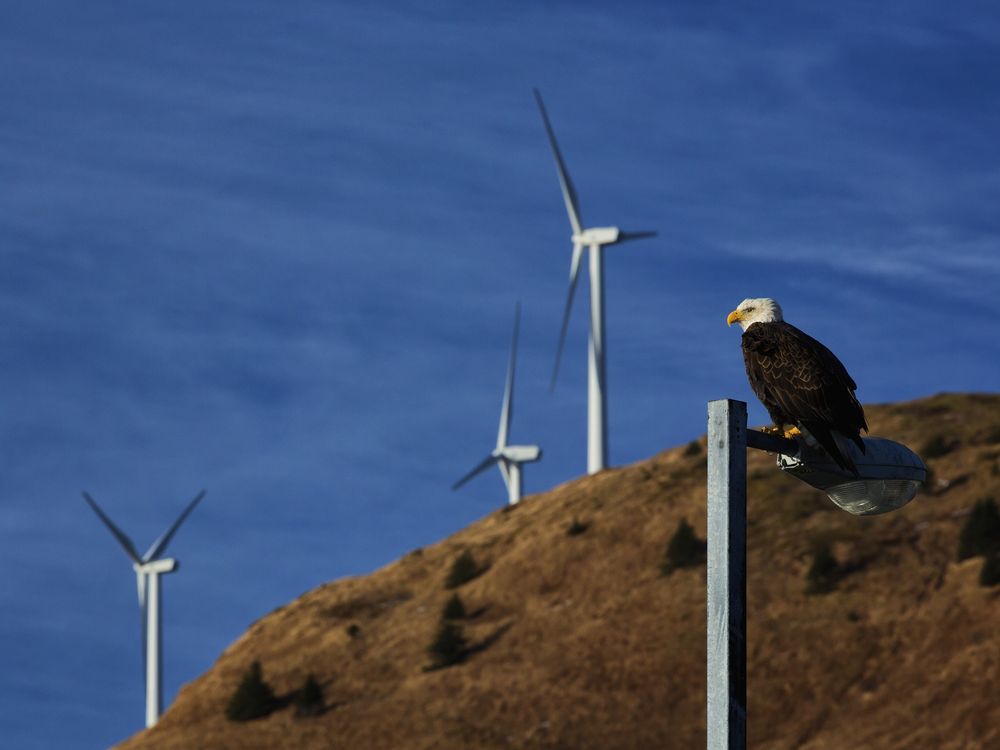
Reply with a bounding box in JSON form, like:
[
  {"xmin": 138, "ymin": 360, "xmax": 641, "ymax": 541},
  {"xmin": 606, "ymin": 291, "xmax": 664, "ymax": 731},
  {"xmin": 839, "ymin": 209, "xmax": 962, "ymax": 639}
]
[{"xmin": 3, "ymin": 2, "xmax": 1000, "ymax": 747}]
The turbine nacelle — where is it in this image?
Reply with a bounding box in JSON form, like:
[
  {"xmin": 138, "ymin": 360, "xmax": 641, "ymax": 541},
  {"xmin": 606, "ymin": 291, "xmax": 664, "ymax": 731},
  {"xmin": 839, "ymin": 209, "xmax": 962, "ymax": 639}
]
[
  {"xmin": 497, "ymin": 445, "xmax": 542, "ymax": 463},
  {"xmin": 133, "ymin": 558, "xmax": 178, "ymax": 575},
  {"xmin": 573, "ymin": 227, "xmax": 620, "ymax": 246}
]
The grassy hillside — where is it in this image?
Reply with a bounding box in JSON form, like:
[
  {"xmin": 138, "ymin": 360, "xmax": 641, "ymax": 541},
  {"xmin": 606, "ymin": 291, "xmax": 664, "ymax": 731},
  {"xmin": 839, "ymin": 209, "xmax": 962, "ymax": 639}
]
[{"xmin": 117, "ymin": 393, "xmax": 1000, "ymax": 750}]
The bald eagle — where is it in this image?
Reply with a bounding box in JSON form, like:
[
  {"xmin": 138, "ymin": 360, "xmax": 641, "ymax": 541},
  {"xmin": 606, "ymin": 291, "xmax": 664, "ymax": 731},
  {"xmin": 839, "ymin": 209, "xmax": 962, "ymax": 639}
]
[{"xmin": 727, "ymin": 298, "xmax": 867, "ymax": 474}]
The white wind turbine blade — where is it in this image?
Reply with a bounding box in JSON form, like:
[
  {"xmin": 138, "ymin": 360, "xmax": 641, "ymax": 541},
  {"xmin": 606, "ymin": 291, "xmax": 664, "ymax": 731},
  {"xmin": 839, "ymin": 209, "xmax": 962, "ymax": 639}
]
[
  {"xmin": 452, "ymin": 453, "xmax": 499, "ymax": 491},
  {"xmin": 617, "ymin": 230, "xmax": 657, "ymax": 243},
  {"xmin": 142, "ymin": 490, "xmax": 206, "ymax": 562},
  {"xmin": 496, "ymin": 302, "xmax": 521, "ymax": 450},
  {"xmin": 82, "ymin": 491, "xmax": 142, "ymax": 564},
  {"xmin": 533, "ymin": 88, "xmax": 583, "ymax": 236},
  {"xmin": 136, "ymin": 568, "xmax": 148, "ymax": 674},
  {"xmin": 550, "ymin": 241, "xmax": 585, "ymax": 390},
  {"xmin": 136, "ymin": 569, "xmax": 146, "ymax": 607},
  {"xmin": 497, "ymin": 458, "xmax": 512, "ymax": 493}
]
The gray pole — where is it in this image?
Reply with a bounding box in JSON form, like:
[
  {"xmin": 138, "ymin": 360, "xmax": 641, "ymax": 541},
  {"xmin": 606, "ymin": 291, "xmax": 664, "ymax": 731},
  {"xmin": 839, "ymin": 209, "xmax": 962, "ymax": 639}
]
[
  {"xmin": 707, "ymin": 399, "xmax": 747, "ymax": 750},
  {"xmin": 587, "ymin": 242, "xmax": 607, "ymax": 474}
]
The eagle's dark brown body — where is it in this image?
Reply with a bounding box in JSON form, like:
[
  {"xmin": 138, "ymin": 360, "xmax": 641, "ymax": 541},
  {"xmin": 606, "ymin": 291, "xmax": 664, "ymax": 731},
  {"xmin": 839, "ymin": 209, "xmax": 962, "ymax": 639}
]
[{"xmin": 742, "ymin": 320, "xmax": 867, "ymax": 473}]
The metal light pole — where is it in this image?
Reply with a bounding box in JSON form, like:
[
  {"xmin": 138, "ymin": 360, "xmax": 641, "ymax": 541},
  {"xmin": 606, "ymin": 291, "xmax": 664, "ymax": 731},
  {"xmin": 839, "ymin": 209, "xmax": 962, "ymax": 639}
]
[
  {"xmin": 706, "ymin": 400, "xmax": 807, "ymax": 749},
  {"xmin": 706, "ymin": 399, "xmax": 748, "ymax": 750},
  {"xmin": 705, "ymin": 399, "xmax": 925, "ymax": 749}
]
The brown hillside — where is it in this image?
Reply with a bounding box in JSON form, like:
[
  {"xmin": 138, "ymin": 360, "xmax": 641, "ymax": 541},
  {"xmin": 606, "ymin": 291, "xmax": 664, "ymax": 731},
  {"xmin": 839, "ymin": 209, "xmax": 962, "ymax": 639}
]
[{"xmin": 117, "ymin": 394, "xmax": 1000, "ymax": 750}]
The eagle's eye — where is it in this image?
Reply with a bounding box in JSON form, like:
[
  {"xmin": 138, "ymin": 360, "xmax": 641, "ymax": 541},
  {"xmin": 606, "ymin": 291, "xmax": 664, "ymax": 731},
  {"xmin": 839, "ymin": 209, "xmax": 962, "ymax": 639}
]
[{"xmin": 744, "ymin": 306, "xmax": 755, "ymax": 313}]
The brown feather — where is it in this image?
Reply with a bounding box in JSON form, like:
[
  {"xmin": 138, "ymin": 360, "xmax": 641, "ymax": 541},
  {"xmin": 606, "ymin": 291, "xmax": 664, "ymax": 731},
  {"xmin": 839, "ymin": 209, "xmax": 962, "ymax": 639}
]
[{"xmin": 742, "ymin": 321, "xmax": 867, "ymax": 472}]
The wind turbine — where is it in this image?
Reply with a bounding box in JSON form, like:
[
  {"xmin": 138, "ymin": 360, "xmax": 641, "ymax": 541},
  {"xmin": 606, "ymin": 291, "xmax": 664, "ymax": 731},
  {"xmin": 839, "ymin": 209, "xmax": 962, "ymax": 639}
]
[
  {"xmin": 452, "ymin": 302, "xmax": 541, "ymax": 505},
  {"xmin": 534, "ymin": 88, "xmax": 656, "ymax": 475},
  {"xmin": 83, "ymin": 489, "xmax": 206, "ymax": 728}
]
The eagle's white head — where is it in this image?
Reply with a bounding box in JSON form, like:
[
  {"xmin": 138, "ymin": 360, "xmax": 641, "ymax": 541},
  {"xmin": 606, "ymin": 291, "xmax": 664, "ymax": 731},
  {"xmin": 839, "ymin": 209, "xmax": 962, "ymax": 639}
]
[{"xmin": 726, "ymin": 297, "xmax": 783, "ymax": 332}]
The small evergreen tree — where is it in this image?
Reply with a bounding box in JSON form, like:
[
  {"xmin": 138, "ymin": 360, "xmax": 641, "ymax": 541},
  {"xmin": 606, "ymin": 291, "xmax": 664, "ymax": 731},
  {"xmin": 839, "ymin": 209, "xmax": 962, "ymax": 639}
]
[
  {"xmin": 444, "ymin": 550, "xmax": 481, "ymax": 589},
  {"xmin": 226, "ymin": 660, "xmax": 278, "ymax": 722},
  {"xmin": 442, "ymin": 593, "xmax": 466, "ymax": 620},
  {"xmin": 427, "ymin": 621, "xmax": 467, "ymax": 668},
  {"xmin": 957, "ymin": 497, "xmax": 1000, "ymax": 561},
  {"xmin": 980, "ymin": 553, "xmax": 1000, "ymax": 587},
  {"xmin": 805, "ymin": 543, "xmax": 840, "ymax": 595},
  {"xmin": 921, "ymin": 434, "xmax": 956, "ymax": 459},
  {"xmin": 294, "ymin": 673, "xmax": 324, "ymax": 717},
  {"xmin": 683, "ymin": 440, "xmax": 702, "ymax": 457},
  {"xmin": 661, "ymin": 519, "xmax": 706, "ymax": 575},
  {"xmin": 566, "ymin": 517, "xmax": 589, "ymax": 536}
]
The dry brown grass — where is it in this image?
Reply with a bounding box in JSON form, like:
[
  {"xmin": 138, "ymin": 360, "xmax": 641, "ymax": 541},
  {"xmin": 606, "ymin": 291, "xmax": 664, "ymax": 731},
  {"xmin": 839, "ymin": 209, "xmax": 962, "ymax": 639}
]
[{"xmin": 117, "ymin": 393, "xmax": 1000, "ymax": 750}]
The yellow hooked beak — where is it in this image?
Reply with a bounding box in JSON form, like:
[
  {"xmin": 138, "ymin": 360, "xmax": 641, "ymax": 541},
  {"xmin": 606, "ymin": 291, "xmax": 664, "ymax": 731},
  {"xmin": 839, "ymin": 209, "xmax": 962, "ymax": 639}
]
[{"xmin": 726, "ymin": 309, "xmax": 742, "ymax": 327}]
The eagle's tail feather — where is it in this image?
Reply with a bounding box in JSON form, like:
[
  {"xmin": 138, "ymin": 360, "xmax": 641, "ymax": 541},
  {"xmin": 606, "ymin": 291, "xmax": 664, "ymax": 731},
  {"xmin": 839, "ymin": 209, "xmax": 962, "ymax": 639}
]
[
  {"xmin": 802, "ymin": 422, "xmax": 860, "ymax": 476},
  {"xmin": 852, "ymin": 434, "xmax": 866, "ymax": 454}
]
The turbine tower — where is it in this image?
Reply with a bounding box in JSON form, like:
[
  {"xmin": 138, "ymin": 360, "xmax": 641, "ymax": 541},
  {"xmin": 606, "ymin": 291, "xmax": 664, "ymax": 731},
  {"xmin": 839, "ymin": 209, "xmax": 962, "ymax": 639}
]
[
  {"xmin": 453, "ymin": 302, "xmax": 542, "ymax": 505},
  {"xmin": 83, "ymin": 489, "xmax": 206, "ymax": 728},
  {"xmin": 534, "ymin": 88, "xmax": 656, "ymax": 475}
]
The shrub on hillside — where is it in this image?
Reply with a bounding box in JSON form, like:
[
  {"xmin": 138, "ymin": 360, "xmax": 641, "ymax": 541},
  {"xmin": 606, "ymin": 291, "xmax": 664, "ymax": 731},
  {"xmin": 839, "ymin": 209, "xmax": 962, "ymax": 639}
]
[
  {"xmin": 976, "ymin": 425, "xmax": 1000, "ymax": 445},
  {"xmin": 805, "ymin": 543, "xmax": 840, "ymax": 595},
  {"xmin": 980, "ymin": 553, "xmax": 1000, "ymax": 587},
  {"xmin": 442, "ymin": 593, "xmax": 466, "ymax": 620},
  {"xmin": 225, "ymin": 660, "xmax": 278, "ymax": 722},
  {"xmin": 661, "ymin": 519, "xmax": 706, "ymax": 575},
  {"xmin": 921, "ymin": 434, "xmax": 956, "ymax": 459},
  {"xmin": 566, "ymin": 517, "xmax": 590, "ymax": 536},
  {"xmin": 444, "ymin": 550, "xmax": 482, "ymax": 589},
  {"xmin": 683, "ymin": 440, "xmax": 702, "ymax": 457},
  {"xmin": 957, "ymin": 497, "xmax": 1000, "ymax": 561},
  {"xmin": 427, "ymin": 621, "xmax": 467, "ymax": 668},
  {"xmin": 294, "ymin": 673, "xmax": 325, "ymax": 718}
]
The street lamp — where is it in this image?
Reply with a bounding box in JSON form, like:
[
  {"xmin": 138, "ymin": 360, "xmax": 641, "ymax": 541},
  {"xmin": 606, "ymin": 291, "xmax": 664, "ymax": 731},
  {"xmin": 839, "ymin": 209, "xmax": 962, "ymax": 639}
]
[
  {"xmin": 777, "ymin": 438, "xmax": 926, "ymax": 515},
  {"xmin": 705, "ymin": 399, "xmax": 926, "ymax": 750}
]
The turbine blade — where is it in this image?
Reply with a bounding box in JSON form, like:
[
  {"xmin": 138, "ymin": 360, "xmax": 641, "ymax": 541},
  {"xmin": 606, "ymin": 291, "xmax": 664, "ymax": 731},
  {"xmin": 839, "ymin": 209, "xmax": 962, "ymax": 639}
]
[
  {"xmin": 497, "ymin": 458, "xmax": 512, "ymax": 491},
  {"xmin": 142, "ymin": 489, "xmax": 206, "ymax": 562},
  {"xmin": 533, "ymin": 88, "xmax": 583, "ymax": 235},
  {"xmin": 82, "ymin": 491, "xmax": 142, "ymax": 564},
  {"xmin": 617, "ymin": 230, "xmax": 657, "ymax": 243},
  {"xmin": 550, "ymin": 242, "xmax": 585, "ymax": 391},
  {"xmin": 452, "ymin": 453, "xmax": 498, "ymax": 491},
  {"xmin": 496, "ymin": 301, "xmax": 521, "ymax": 450}
]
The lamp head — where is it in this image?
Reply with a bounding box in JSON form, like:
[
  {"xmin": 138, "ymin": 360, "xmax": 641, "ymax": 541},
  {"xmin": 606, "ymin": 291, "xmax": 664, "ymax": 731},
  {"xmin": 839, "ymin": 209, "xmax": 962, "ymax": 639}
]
[{"xmin": 778, "ymin": 437, "xmax": 926, "ymax": 515}]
